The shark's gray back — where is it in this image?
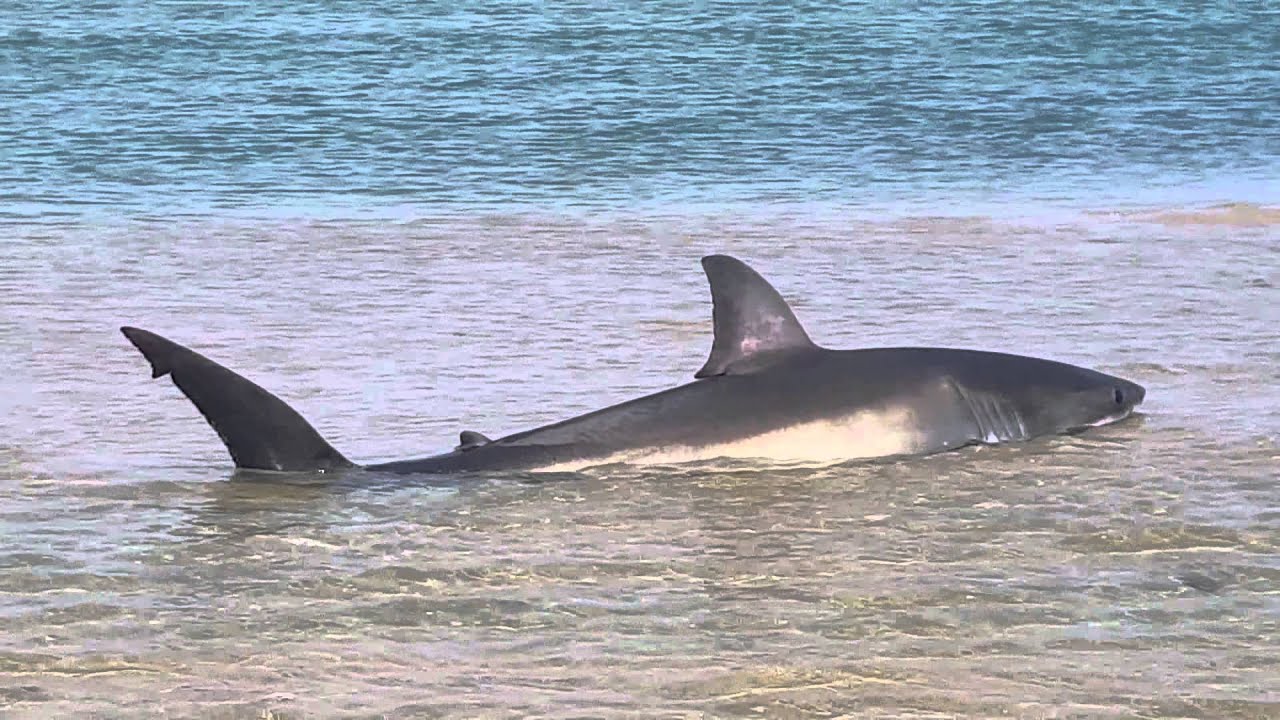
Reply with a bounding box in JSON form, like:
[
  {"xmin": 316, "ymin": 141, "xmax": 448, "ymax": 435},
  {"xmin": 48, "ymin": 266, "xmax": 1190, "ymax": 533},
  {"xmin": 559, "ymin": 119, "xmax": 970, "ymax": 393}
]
[{"xmin": 371, "ymin": 257, "xmax": 1144, "ymax": 474}]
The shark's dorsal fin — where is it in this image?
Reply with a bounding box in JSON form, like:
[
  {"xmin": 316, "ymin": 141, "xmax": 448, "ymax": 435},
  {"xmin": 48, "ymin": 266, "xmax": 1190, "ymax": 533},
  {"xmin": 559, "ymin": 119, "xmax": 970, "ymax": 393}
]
[
  {"xmin": 456, "ymin": 430, "xmax": 492, "ymax": 451},
  {"xmin": 695, "ymin": 255, "xmax": 817, "ymax": 378}
]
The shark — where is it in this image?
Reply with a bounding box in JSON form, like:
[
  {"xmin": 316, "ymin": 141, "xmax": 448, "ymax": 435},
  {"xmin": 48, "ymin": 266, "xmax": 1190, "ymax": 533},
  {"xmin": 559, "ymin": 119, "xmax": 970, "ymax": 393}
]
[{"xmin": 121, "ymin": 255, "xmax": 1145, "ymax": 475}]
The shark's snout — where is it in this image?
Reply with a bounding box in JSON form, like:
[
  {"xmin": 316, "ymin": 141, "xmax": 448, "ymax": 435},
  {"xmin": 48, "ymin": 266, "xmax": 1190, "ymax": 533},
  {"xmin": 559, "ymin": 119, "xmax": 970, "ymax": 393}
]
[{"xmin": 1118, "ymin": 378, "xmax": 1146, "ymax": 407}]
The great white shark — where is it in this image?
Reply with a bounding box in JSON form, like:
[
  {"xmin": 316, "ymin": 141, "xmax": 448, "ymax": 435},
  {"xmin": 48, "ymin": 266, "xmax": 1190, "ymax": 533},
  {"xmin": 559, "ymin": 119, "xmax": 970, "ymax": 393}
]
[{"xmin": 121, "ymin": 254, "xmax": 1145, "ymax": 475}]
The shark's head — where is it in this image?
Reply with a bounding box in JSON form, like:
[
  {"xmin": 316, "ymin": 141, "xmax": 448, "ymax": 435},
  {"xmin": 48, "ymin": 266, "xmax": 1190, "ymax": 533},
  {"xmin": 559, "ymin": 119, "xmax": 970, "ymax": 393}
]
[{"xmin": 1014, "ymin": 363, "xmax": 1146, "ymax": 437}]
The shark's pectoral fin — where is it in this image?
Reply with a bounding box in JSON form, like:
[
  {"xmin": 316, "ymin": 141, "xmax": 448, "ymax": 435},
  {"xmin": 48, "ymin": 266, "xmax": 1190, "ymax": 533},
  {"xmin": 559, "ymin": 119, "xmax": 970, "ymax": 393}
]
[
  {"xmin": 695, "ymin": 255, "xmax": 818, "ymax": 378},
  {"xmin": 456, "ymin": 430, "xmax": 493, "ymax": 451}
]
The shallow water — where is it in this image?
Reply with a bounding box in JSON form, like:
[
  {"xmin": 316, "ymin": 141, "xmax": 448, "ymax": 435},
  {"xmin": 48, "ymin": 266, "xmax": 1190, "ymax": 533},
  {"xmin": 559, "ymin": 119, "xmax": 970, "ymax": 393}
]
[
  {"xmin": 2, "ymin": 209, "xmax": 1278, "ymax": 717},
  {"xmin": 4, "ymin": 0, "xmax": 1280, "ymax": 714}
]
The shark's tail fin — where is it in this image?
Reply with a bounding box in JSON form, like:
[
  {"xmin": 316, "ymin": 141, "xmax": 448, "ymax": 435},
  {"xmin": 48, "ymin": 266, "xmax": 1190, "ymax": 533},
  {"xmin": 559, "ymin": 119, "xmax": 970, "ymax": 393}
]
[{"xmin": 121, "ymin": 327, "xmax": 354, "ymax": 472}]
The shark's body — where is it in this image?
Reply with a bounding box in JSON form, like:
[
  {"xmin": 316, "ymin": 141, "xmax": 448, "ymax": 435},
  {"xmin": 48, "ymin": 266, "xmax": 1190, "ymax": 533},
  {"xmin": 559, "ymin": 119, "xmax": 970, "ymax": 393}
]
[{"xmin": 121, "ymin": 255, "xmax": 1145, "ymax": 476}]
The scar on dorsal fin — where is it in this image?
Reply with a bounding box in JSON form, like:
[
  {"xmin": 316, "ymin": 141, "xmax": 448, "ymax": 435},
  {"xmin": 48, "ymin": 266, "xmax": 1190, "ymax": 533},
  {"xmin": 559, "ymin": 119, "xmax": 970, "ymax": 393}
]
[
  {"xmin": 695, "ymin": 255, "xmax": 818, "ymax": 378},
  {"xmin": 456, "ymin": 430, "xmax": 492, "ymax": 451}
]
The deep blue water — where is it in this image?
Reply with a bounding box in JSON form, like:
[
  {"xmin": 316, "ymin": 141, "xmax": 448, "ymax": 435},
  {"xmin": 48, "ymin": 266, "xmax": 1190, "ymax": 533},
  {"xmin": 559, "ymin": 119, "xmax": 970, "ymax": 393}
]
[{"xmin": 2, "ymin": 1, "xmax": 1277, "ymax": 218}]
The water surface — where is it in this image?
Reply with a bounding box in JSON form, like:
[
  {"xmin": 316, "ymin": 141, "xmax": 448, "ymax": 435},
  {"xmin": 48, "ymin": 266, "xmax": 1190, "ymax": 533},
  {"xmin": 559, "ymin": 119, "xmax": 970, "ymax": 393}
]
[
  {"xmin": 2, "ymin": 1, "xmax": 1278, "ymax": 216},
  {"xmin": 2, "ymin": 0, "xmax": 1278, "ymax": 715},
  {"xmin": 2, "ymin": 211, "xmax": 1278, "ymax": 716}
]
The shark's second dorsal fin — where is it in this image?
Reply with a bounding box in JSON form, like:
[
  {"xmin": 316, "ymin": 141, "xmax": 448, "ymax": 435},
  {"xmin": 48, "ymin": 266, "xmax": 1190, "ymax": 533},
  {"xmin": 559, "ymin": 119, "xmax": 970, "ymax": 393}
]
[
  {"xmin": 695, "ymin": 255, "xmax": 817, "ymax": 378},
  {"xmin": 456, "ymin": 430, "xmax": 492, "ymax": 452}
]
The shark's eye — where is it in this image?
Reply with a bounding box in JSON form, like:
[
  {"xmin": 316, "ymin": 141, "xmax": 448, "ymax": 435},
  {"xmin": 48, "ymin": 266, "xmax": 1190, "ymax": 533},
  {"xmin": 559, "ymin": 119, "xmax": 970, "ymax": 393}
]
[{"xmin": 1113, "ymin": 388, "xmax": 1125, "ymax": 405}]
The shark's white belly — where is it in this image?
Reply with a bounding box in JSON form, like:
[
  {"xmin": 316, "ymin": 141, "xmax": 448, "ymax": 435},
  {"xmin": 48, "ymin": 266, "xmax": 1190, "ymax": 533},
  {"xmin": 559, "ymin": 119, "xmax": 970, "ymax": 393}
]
[{"xmin": 533, "ymin": 407, "xmax": 931, "ymax": 472}]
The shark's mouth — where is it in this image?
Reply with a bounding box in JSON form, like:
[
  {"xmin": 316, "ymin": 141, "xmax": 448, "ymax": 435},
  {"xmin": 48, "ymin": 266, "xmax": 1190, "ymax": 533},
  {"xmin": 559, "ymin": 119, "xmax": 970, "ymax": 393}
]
[{"xmin": 1086, "ymin": 407, "xmax": 1136, "ymax": 429}]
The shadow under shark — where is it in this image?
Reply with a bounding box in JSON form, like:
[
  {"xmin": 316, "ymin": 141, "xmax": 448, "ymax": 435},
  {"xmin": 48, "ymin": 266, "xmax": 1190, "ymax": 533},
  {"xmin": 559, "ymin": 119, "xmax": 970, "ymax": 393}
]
[{"xmin": 121, "ymin": 255, "xmax": 1145, "ymax": 475}]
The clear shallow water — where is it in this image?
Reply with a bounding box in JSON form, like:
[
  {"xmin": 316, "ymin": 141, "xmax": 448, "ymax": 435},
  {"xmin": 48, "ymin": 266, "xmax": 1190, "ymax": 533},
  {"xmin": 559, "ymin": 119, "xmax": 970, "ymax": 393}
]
[
  {"xmin": 1, "ymin": 210, "xmax": 1278, "ymax": 717},
  {"xmin": 2, "ymin": 0, "xmax": 1280, "ymax": 716}
]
